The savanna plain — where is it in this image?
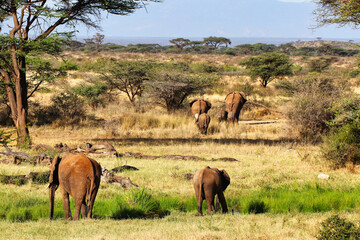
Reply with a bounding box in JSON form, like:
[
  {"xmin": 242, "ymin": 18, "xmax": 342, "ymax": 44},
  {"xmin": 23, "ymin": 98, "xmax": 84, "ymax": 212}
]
[{"xmin": 1, "ymin": 51, "xmax": 360, "ymax": 240}]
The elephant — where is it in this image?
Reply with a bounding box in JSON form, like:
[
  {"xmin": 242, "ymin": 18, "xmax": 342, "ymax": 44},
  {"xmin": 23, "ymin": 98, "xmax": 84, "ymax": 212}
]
[
  {"xmin": 49, "ymin": 153, "xmax": 102, "ymax": 220},
  {"xmin": 193, "ymin": 166, "xmax": 230, "ymax": 216},
  {"xmin": 218, "ymin": 109, "xmax": 228, "ymax": 122},
  {"xmin": 225, "ymin": 92, "xmax": 247, "ymax": 123},
  {"xmin": 197, "ymin": 113, "xmax": 211, "ymax": 134},
  {"xmin": 190, "ymin": 99, "xmax": 212, "ymax": 122}
]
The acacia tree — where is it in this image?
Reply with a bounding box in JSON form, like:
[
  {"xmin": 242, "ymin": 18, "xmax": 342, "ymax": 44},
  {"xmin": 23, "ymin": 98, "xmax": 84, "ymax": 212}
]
[
  {"xmin": 146, "ymin": 72, "xmax": 212, "ymax": 113},
  {"xmin": 0, "ymin": 0, "xmax": 158, "ymax": 146},
  {"xmin": 203, "ymin": 36, "xmax": 231, "ymax": 49},
  {"xmin": 314, "ymin": 0, "xmax": 360, "ymax": 28},
  {"xmin": 240, "ymin": 52, "xmax": 293, "ymax": 87},
  {"xmin": 100, "ymin": 61, "xmax": 152, "ymax": 107},
  {"xmin": 169, "ymin": 38, "xmax": 190, "ymax": 52}
]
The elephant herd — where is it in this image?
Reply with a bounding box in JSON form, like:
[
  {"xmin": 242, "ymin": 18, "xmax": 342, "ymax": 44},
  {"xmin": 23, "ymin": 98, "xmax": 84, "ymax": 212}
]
[
  {"xmin": 49, "ymin": 154, "xmax": 231, "ymax": 219},
  {"xmin": 190, "ymin": 92, "xmax": 247, "ymax": 134},
  {"xmin": 47, "ymin": 93, "xmax": 243, "ymax": 220}
]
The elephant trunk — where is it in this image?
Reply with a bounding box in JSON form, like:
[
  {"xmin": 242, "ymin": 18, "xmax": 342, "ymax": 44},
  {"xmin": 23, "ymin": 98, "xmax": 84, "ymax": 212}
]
[{"xmin": 49, "ymin": 184, "xmax": 57, "ymax": 219}]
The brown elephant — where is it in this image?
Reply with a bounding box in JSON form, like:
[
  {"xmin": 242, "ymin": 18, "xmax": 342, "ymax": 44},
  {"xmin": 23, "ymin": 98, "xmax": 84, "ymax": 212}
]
[
  {"xmin": 225, "ymin": 92, "xmax": 247, "ymax": 123},
  {"xmin": 193, "ymin": 166, "xmax": 230, "ymax": 216},
  {"xmin": 49, "ymin": 153, "xmax": 102, "ymax": 220},
  {"xmin": 190, "ymin": 99, "xmax": 212, "ymax": 122},
  {"xmin": 197, "ymin": 113, "xmax": 211, "ymax": 134}
]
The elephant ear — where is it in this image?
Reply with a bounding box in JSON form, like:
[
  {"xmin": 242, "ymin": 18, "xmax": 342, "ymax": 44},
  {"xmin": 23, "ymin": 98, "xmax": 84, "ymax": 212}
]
[
  {"xmin": 239, "ymin": 92, "xmax": 247, "ymax": 102},
  {"xmin": 189, "ymin": 99, "xmax": 198, "ymax": 107},
  {"xmin": 48, "ymin": 155, "xmax": 61, "ymax": 188},
  {"xmin": 204, "ymin": 100, "xmax": 212, "ymax": 110},
  {"xmin": 220, "ymin": 169, "xmax": 230, "ymax": 191}
]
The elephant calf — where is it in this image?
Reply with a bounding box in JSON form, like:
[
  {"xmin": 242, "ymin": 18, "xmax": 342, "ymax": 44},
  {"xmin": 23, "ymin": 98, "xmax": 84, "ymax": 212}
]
[
  {"xmin": 197, "ymin": 113, "xmax": 210, "ymax": 134},
  {"xmin": 193, "ymin": 166, "xmax": 230, "ymax": 216}
]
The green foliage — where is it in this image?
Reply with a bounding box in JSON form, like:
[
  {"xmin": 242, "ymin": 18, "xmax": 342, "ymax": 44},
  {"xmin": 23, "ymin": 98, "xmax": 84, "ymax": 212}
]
[
  {"xmin": 30, "ymin": 91, "xmax": 86, "ymax": 126},
  {"xmin": 240, "ymin": 52, "xmax": 293, "ymax": 87},
  {"xmin": 126, "ymin": 187, "xmax": 159, "ymax": 213},
  {"xmin": 203, "ymin": 36, "xmax": 231, "ymax": 49},
  {"xmin": 98, "ymin": 60, "xmax": 153, "ymax": 107},
  {"xmin": 146, "ymin": 71, "xmax": 215, "ymax": 112},
  {"xmin": 60, "ymin": 59, "xmax": 79, "ymax": 70},
  {"xmin": 318, "ymin": 215, "xmax": 360, "ymax": 240},
  {"xmin": 0, "ymin": 129, "xmax": 12, "ymax": 145},
  {"xmin": 247, "ymin": 200, "xmax": 268, "ymax": 214},
  {"xmin": 314, "ymin": 0, "xmax": 360, "ymax": 28},
  {"xmin": 72, "ymin": 82, "xmax": 108, "ymax": 109},
  {"xmin": 308, "ymin": 57, "xmax": 333, "ymax": 73},
  {"xmin": 321, "ymin": 98, "xmax": 360, "ymax": 168}
]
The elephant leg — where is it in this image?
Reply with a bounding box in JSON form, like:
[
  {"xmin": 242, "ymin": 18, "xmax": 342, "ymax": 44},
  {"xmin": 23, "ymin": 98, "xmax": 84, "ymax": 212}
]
[
  {"xmin": 81, "ymin": 203, "xmax": 87, "ymax": 218},
  {"xmin": 204, "ymin": 189, "xmax": 215, "ymax": 215},
  {"xmin": 215, "ymin": 195, "xmax": 220, "ymax": 212},
  {"xmin": 61, "ymin": 190, "xmax": 72, "ymax": 220},
  {"xmin": 73, "ymin": 198, "xmax": 83, "ymax": 220},
  {"xmin": 194, "ymin": 183, "xmax": 204, "ymax": 216},
  {"xmin": 87, "ymin": 186, "xmax": 99, "ymax": 219},
  {"xmin": 218, "ymin": 191, "xmax": 228, "ymax": 213}
]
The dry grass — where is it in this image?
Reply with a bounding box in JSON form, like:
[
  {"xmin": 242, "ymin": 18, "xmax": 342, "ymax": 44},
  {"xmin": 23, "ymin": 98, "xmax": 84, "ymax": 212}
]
[{"xmin": 1, "ymin": 52, "xmax": 360, "ymax": 239}]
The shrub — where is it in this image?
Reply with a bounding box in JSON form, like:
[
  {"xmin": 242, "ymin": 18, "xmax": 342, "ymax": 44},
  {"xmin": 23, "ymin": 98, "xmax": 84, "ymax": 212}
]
[
  {"xmin": 318, "ymin": 215, "xmax": 360, "ymax": 240},
  {"xmin": 59, "ymin": 59, "xmax": 78, "ymax": 70},
  {"xmin": 321, "ymin": 98, "xmax": 360, "ymax": 168},
  {"xmin": 30, "ymin": 91, "xmax": 86, "ymax": 126},
  {"xmin": 308, "ymin": 57, "xmax": 333, "ymax": 73},
  {"xmin": 247, "ymin": 200, "xmax": 268, "ymax": 214},
  {"xmin": 72, "ymin": 81, "xmax": 108, "ymax": 109},
  {"xmin": 285, "ymin": 76, "xmax": 342, "ymax": 143}
]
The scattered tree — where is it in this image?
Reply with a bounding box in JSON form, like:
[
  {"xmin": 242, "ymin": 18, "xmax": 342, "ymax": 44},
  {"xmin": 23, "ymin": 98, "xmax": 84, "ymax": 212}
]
[
  {"xmin": 240, "ymin": 52, "xmax": 293, "ymax": 87},
  {"xmin": 169, "ymin": 38, "xmax": 190, "ymax": 52},
  {"xmin": 203, "ymin": 36, "xmax": 231, "ymax": 49},
  {"xmin": 100, "ymin": 61, "xmax": 152, "ymax": 107},
  {"xmin": 146, "ymin": 72, "xmax": 212, "ymax": 113},
  {"xmin": 93, "ymin": 33, "xmax": 105, "ymax": 52},
  {"xmin": 0, "ymin": 0, "xmax": 158, "ymax": 146}
]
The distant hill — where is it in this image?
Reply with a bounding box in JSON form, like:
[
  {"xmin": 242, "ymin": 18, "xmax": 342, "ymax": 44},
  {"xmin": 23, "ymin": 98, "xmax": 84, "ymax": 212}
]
[{"xmin": 293, "ymin": 40, "xmax": 360, "ymax": 50}]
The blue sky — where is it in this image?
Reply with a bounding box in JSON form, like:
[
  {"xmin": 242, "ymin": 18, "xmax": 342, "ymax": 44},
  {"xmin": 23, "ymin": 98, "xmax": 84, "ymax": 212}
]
[
  {"xmin": 2, "ymin": 0, "xmax": 360, "ymax": 40},
  {"xmin": 73, "ymin": 0, "xmax": 359, "ymax": 39}
]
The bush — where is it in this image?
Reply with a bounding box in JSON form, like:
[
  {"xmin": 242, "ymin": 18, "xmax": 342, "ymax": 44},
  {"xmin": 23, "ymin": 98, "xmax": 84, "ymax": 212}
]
[
  {"xmin": 286, "ymin": 76, "xmax": 342, "ymax": 143},
  {"xmin": 72, "ymin": 81, "xmax": 108, "ymax": 109},
  {"xmin": 247, "ymin": 200, "xmax": 268, "ymax": 214},
  {"xmin": 30, "ymin": 91, "xmax": 86, "ymax": 126},
  {"xmin": 318, "ymin": 215, "xmax": 360, "ymax": 240},
  {"xmin": 60, "ymin": 59, "xmax": 78, "ymax": 70},
  {"xmin": 321, "ymin": 98, "xmax": 360, "ymax": 168},
  {"xmin": 308, "ymin": 57, "xmax": 333, "ymax": 73}
]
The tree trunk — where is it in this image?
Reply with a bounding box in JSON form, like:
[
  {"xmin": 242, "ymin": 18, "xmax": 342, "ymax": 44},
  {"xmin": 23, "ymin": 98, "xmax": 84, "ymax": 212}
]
[{"xmin": 13, "ymin": 54, "xmax": 31, "ymax": 147}]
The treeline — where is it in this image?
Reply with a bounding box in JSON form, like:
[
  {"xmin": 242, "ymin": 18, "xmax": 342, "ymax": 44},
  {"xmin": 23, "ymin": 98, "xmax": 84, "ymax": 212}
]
[{"xmin": 64, "ymin": 36, "xmax": 360, "ymax": 57}]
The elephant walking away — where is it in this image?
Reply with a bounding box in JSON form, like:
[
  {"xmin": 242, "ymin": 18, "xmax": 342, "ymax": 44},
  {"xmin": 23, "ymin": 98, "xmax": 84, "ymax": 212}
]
[
  {"xmin": 225, "ymin": 92, "xmax": 247, "ymax": 123},
  {"xmin": 49, "ymin": 153, "xmax": 102, "ymax": 220},
  {"xmin": 190, "ymin": 99, "xmax": 212, "ymax": 122},
  {"xmin": 193, "ymin": 166, "xmax": 230, "ymax": 216},
  {"xmin": 197, "ymin": 113, "xmax": 210, "ymax": 134}
]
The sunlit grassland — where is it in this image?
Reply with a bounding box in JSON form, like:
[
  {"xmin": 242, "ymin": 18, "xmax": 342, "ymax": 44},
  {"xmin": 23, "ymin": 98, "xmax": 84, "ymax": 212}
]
[{"xmin": 1, "ymin": 52, "xmax": 360, "ymax": 239}]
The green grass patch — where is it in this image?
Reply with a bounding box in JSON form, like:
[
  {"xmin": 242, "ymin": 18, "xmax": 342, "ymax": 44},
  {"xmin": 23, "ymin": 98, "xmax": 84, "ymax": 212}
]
[{"xmin": 1, "ymin": 183, "xmax": 360, "ymax": 221}]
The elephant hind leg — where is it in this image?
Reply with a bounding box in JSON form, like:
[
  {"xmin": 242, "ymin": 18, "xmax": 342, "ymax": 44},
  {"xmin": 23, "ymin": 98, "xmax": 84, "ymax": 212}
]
[
  {"xmin": 195, "ymin": 183, "xmax": 204, "ymax": 216},
  {"xmin": 204, "ymin": 189, "xmax": 215, "ymax": 215},
  {"xmin": 61, "ymin": 189, "xmax": 72, "ymax": 220},
  {"xmin": 73, "ymin": 198, "xmax": 84, "ymax": 220},
  {"xmin": 81, "ymin": 203, "xmax": 87, "ymax": 218}
]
